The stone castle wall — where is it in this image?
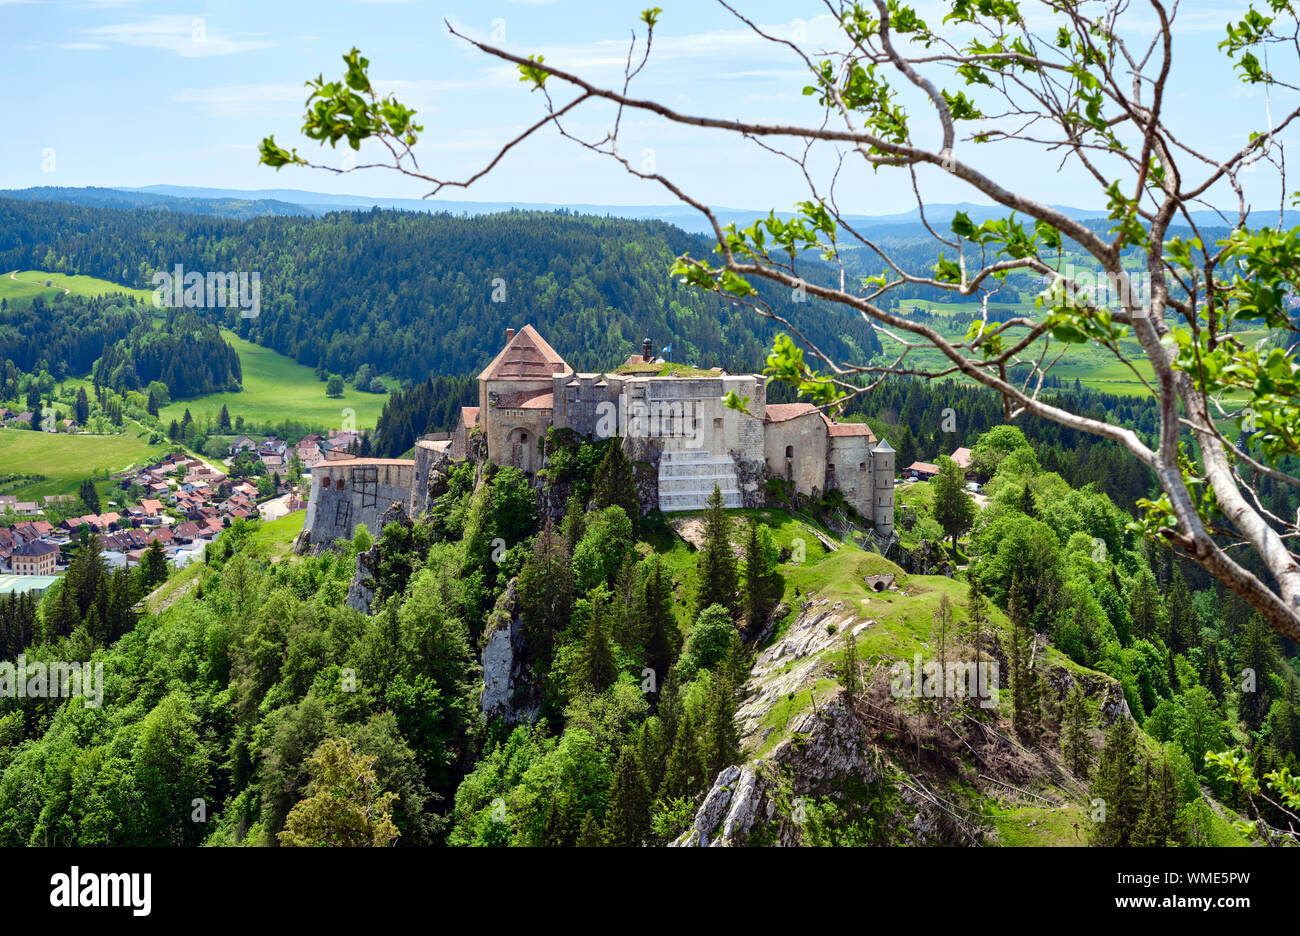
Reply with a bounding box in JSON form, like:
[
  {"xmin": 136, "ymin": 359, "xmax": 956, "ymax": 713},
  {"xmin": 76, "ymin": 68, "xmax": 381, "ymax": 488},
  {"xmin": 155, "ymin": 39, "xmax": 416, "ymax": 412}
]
[{"xmin": 303, "ymin": 459, "xmax": 416, "ymax": 549}]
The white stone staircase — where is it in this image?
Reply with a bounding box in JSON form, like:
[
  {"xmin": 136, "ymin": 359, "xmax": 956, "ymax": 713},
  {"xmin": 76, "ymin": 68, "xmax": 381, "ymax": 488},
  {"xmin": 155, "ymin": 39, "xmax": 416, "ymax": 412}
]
[{"xmin": 658, "ymin": 450, "xmax": 742, "ymax": 512}]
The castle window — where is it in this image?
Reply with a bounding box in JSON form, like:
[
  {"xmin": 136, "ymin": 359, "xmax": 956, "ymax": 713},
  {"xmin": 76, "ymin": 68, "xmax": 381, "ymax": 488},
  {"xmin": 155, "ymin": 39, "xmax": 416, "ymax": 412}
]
[
  {"xmin": 520, "ymin": 432, "xmax": 528, "ymax": 445},
  {"xmin": 859, "ymin": 462, "xmax": 867, "ymax": 470},
  {"xmin": 337, "ymin": 479, "xmax": 345, "ymax": 491},
  {"xmin": 785, "ymin": 445, "xmax": 794, "ymax": 459},
  {"xmin": 321, "ymin": 477, "xmax": 331, "ymax": 488}
]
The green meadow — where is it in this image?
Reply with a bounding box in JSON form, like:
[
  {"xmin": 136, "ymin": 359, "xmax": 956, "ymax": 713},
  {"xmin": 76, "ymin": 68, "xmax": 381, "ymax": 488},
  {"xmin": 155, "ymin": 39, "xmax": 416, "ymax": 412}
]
[
  {"xmin": 0, "ymin": 269, "xmax": 154, "ymax": 304},
  {"xmin": 0, "ymin": 427, "xmax": 171, "ymax": 501},
  {"xmin": 158, "ymin": 331, "xmax": 392, "ymax": 433}
]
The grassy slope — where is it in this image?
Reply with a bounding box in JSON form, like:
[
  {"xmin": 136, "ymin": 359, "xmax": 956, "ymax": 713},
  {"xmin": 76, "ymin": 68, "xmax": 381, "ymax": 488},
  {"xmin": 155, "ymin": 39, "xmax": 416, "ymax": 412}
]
[
  {"xmin": 0, "ymin": 427, "xmax": 171, "ymax": 500},
  {"xmin": 672, "ymin": 508, "xmax": 1255, "ymax": 846},
  {"xmin": 157, "ymin": 331, "xmax": 391, "ymax": 432},
  {"xmin": 0, "ymin": 269, "xmax": 153, "ymax": 303},
  {"xmin": 244, "ymin": 510, "xmax": 306, "ymax": 560}
]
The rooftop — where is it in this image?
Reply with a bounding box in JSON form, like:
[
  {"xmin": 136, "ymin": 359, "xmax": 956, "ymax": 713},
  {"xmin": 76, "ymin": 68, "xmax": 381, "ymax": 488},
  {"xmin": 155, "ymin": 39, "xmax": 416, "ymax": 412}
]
[
  {"xmin": 0, "ymin": 574, "xmax": 59, "ymax": 594},
  {"xmin": 478, "ymin": 324, "xmax": 572, "ymax": 382}
]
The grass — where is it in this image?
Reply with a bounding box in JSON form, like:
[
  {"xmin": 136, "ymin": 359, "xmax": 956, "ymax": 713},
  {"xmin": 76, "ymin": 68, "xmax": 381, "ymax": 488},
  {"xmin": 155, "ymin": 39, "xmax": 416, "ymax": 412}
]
[
  {"xmin": 987, "ymin": 802, "xmax": 1089, "ymax": 846},
  {"xmin": 158, "ymin": 331, "xmax": 391, "ymax": 433},
  {"xmin": 0, "ymin": 428, "xmax": 171, "ymax": 500},
  {"xmin": 0, "ymin": 270, "xmax": 153, "ymax": 304},
  {"xmin": 243, "ymin": 511, "xmax": 307, "ymax": 560}
]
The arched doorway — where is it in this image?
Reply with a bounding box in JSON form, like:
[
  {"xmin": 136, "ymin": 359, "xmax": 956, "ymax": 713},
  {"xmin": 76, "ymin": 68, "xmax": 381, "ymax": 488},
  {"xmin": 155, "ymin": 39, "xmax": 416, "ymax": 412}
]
[{"xmin": 507, "ymin": 427, "xmax": 533, "ymax": 473}]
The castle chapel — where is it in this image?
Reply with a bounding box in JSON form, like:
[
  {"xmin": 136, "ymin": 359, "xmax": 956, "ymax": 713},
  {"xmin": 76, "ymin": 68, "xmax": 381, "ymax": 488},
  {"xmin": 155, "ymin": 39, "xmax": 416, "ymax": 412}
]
[{"xmin": 303, "ymin": 325, "xmax": 894, "ymax": 549}]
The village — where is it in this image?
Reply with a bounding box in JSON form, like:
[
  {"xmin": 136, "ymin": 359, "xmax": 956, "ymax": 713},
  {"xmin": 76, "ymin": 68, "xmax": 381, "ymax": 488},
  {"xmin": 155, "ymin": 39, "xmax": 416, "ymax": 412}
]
[{"xmin": 0, "ymin": 427, "xmax": 369, "ymax": 597}]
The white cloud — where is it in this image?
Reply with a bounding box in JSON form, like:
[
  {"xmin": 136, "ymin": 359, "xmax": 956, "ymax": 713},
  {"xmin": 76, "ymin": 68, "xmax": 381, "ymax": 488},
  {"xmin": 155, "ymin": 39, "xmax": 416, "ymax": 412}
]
[
  {"xmin": 83, "ymin": 15, "xmax": 287, "ymax": 58},
  {"xmin": 173, "ymin": 83, "xmax": 307, "ymax": 117}
]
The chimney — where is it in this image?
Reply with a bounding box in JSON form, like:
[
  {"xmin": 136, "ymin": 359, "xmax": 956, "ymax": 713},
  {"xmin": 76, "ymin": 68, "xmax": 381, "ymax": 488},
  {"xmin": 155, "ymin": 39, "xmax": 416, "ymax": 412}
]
[
  {"xmin": 642, "ymin": 338, "xmax": 653, "ymax": 362},
  {"xmin": 506, "ymin": 327, "xmax": 516, "ymax": 343}
]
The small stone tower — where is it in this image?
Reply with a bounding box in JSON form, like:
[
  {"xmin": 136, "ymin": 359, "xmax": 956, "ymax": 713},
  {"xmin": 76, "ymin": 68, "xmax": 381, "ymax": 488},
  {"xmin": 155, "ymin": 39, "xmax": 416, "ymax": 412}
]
[{"xmin": 871, "ymin": 438, "xmax": 895, "ymax": 535}]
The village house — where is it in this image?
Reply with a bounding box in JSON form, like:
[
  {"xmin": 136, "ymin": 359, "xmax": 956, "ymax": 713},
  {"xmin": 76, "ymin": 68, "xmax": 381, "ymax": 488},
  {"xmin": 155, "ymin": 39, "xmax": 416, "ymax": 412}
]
[
  {"xmin": 905, "ymin": 461, "xmax": 941, "ymax": 481},
  {"xmin": 12, "ymin": 540, "xmax": 58, "ymax": 576}
]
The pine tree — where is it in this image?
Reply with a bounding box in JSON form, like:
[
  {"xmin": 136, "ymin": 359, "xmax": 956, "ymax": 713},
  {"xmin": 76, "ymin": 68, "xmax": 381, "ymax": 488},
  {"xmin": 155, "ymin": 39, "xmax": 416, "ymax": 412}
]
[
  {"xmin": 966, "ymin": 571, "xmax": 988, "ymax": 668},
  {"xmin": 1164, "ymin": 569, "xmax": 1194, "ymax": 657},
  {"xmin": 1018, "ymin": 482, "xmax": 1036, "ymax": 517},
  {"xmin": 78, "ymin": 478, "xmax": 100, "ymax": 514},
  {"xmin": 604, "ymin": 746, "xmax": 651, "ymax": 846},
  {"xmin": 695, "ymin": 484, "xmax": 738, "ymax": 616},
  {"xmin": 578, "ymin": 811, "xmax": 603, "ymax": 847},
  {"xmin": 218, "ymin": 403, "xmax": 232, "ymax": 432},
  {"xmin": 575, "ymin": 593, "xmax": 618, "ymax": 694},
  {"xmin": 1239, "ymin": 612, "xmax": 1278, "ymax": 732},
  {"xmin": 74, "ymin": 386, "xmax": 90, "ymax": 425},
  {"xmin": 641, "ymin": 556, "xmax": 678, "ymax": 692},
  {"xmin": 699, "ymin": 671, "xmax": 741, "ymax": 779},
  {"xmin": 44, "ymin": 579, "xmax": 79, "ymax": 641},
  {"xmin": 1128, "ymin": 569, "xmax": 1162, "ymax": 641},
  {"xmin": 610, "ymin": 554, "xmax": 642, "ymax": 651},
  {"xmin": 838, "ymin": 629, "xmax": 860, "ymax": 700},
  {"xmin": 1132, "ymin": 757, "xmax": 1183, "ymax": 847},
  {"xmin": 1061, "ymin": 684, "xmax": 1093, "ymax": 777},
  {"xmin": 660, "ymin": 708, "xmax": 700, "ymax": 800},
  {"xmin": 137, "ymin": 539, "xmax": 170, "ymax": 593},
  {"xmin": 742, "ymin": 517, "xmax": 778, "ymax": 630},
  {"xmin": 1089, "ymin": 715, "xmax": 1143, "ymax": 846},
  {"xmin": 932, "ymin": 456, "xmax": 976, "ymax": 554},
  {"xmin": 1008, "ymin": 574, "xmax": 1040, "ymax": 739},
  {"xmin": 592, "ymin": 440, "xmax": 639, "ymax": 536},
  {"xmin": 561, "ymin": 495, "xmax": 586, "ymax": 558}
]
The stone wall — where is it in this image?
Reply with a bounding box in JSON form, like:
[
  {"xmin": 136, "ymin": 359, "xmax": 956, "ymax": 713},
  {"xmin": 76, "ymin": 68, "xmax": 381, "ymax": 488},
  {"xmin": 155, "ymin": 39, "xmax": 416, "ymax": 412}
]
[
  {"xmin": 763, "ymin": 412, "xmax": 828, "ymax": 495},
  {"xmin": 302, "ymin": 459, "xmax": 416, "ymax": 549},
  {"xmin": 827, "ymin": 434, "xmax": 873, "ymax": 514}
]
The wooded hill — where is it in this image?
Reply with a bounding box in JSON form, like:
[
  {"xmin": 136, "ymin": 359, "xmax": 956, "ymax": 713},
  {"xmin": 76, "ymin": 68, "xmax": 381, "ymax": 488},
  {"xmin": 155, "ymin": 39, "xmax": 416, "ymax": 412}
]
[{"xmin": 0, "ymin": 197, "xmax": 882, "ymax": 383}]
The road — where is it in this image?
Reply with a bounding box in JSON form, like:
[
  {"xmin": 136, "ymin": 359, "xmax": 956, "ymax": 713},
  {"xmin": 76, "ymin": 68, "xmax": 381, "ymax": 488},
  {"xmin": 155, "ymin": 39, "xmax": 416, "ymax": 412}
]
[{"xmin": 8, "ymin": 270, "xmax": 71, "ymax": 295}]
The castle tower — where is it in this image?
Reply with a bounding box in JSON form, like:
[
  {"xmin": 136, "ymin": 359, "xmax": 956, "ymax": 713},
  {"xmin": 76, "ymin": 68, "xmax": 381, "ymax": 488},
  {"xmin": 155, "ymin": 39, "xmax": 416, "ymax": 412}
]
[
  {"xmin": 477, "ymin": 325, "xmax": 572, "ymax": 473},
  {"xmin": 870, "ymin": 438, "xmax": 895, "ymax": 535}
]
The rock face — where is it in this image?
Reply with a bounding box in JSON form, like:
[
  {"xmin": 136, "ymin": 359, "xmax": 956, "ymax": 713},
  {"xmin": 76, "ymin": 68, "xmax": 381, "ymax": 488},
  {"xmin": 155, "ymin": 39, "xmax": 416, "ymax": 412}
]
[
  {"xmin": 673, "ymin": 598, "xmax": 881, "ymax": 847},
  {"xmin": 343, "ymin": 501, "xmax": 410, "ymax": 615},
  {"xmin": 345, "ymin": 548, "xmax": 377, "ymax": 614},
  {"xmin": 896, "ymin": 538, "xmax": 953, "ymax": 576},
  {"xmin": 674, "ymin": 588, "xmax": 1138, "ymax": 847},
  {"xmin": 480, "ymin": 579, "xmax": 540, "ymax": 724}
]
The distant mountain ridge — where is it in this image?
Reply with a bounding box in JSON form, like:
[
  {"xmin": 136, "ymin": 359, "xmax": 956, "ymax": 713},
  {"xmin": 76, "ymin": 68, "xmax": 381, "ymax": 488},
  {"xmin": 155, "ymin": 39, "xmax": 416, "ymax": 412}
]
[{"xmin": 10, "ymin": 184, "xmax": 1292, "ymax": 234}]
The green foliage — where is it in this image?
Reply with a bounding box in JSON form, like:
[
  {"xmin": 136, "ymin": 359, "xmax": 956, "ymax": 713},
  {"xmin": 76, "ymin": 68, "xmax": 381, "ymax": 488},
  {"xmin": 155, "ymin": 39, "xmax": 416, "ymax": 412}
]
[{"xmin": 694, "ymin": 485, "xmax": 739, "ymax": 616}]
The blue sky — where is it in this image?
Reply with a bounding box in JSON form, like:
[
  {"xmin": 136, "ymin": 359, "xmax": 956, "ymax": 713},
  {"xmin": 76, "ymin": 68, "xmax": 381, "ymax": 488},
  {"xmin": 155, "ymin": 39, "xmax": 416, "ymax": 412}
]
[{"xmin": 0, "ymin": 0, "xmax": 1290, "ymax": 216}]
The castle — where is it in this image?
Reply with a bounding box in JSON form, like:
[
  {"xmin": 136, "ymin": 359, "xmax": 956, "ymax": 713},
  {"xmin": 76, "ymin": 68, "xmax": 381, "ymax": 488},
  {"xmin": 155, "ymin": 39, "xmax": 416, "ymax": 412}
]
[{"xmin": 302, "ymin": 325, "xmax": 895, "ymax": 548}]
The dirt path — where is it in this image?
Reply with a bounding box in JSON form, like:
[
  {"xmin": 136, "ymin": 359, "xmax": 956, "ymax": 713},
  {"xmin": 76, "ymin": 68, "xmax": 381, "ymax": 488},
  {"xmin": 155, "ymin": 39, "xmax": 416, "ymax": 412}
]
[{"xmin": 9, "ymin": 270, "xmax": 71, "ymax": 295}]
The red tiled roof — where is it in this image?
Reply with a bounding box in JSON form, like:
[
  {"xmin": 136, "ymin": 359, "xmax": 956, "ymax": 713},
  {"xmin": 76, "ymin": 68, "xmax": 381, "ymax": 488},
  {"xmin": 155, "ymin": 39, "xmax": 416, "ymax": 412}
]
[
  {"xmin": 907, "ymin": 461, "xmax": 940, "ymax": 474},
  {"xmin": 316, "ymin": 458, "xmax": 415, "ymax": 468},
  {"xmin": 461, "ymin": 407, "xmax": 480, "ymax": 429},
  {"xmin": 763, "ymin": 403, "xmax": 821, "ymax": 423},
  {"xmin": 477, "ymin": 325, "xmax": 572, "ymax": 382},
  {"xmin": 520, "ymin": 393, "xmax": 554, "ymax": 410},
  {"xmin": 951, "ymin": 447, "xmax": 974, "ymax": 469},
  {"xmin": 821, "ymin": 415, "xmax": 876, "ymax": 441}
]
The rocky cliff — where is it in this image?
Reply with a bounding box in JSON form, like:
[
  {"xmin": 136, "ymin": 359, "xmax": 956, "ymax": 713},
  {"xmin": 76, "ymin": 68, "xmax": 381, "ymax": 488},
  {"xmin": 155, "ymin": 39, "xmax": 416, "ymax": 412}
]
[{"xmin": 673, "ymin": 593, "xmax": 1127, "ymax": 847}]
